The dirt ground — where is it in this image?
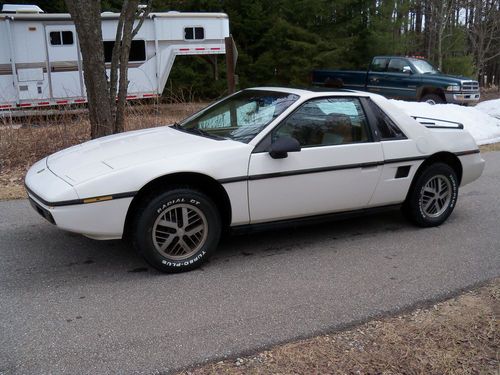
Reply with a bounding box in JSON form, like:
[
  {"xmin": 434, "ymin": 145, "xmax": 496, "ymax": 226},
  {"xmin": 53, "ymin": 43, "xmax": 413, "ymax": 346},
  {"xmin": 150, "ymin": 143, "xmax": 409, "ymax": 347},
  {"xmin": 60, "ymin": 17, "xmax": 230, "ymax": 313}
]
[{"xmin": 178, "ymin": 279, "xmax": 499, "ymax": 375}]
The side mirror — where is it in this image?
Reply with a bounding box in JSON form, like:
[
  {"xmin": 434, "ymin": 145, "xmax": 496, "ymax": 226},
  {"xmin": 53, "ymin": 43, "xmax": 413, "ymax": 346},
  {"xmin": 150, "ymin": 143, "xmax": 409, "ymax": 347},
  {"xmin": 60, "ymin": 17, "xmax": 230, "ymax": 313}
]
[
  {"xmin": 402, "ymin": 66, "xmax": 412, "ymax": 74},
  {"xmin": 269, "ymin": 136, "xmax": 301, "ymax": 159}
]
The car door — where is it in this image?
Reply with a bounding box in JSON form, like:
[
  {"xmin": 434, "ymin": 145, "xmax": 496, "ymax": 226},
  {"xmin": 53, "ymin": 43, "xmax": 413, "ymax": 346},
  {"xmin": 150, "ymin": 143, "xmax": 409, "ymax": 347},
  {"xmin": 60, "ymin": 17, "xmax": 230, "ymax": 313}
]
[{"xmin": 247, "ymin": 97, "xmax": 384, "ymax": 223}]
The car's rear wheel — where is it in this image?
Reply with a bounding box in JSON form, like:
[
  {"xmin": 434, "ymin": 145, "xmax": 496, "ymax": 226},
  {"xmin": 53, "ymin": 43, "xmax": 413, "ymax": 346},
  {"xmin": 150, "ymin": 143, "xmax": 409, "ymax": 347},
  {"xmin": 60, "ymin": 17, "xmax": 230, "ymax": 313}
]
[
  {"xmin": 403, "ymin": 163, "xmax": 458, "ymax": 227},
  {"xmin": 133, "ymin": 188, "xmax": 221, "ymax": 273},
  {"xmin": 421, "ymin": 93, "xmax": 445, "ymax": 105}
]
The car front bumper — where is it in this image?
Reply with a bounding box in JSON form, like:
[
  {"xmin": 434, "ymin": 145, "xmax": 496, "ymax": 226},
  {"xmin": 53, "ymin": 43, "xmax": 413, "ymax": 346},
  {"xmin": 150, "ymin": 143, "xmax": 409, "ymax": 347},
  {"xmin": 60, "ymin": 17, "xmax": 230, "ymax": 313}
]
[
  {"xmin": 25, "ymin": 159, "xmax": 132, "ymax": 240},
  {"xmin": 445, "ymin": 92, "xmax": 480, "ymax": 104}
]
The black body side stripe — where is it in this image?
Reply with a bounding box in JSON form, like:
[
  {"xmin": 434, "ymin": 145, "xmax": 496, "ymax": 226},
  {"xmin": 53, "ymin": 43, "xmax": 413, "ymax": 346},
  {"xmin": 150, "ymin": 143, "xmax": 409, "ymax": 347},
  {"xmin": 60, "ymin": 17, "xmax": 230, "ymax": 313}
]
[
  {"xmin": 25, "ymin": 185, "xmax": 137, "ymax": 207},
  {"xmin": 384, "ymin": 155, "xmax": 427, "ymax": 164},
  {"xmin": 219, "ymin": 150, "xmax": 479, "ymax": 184},
  {"xmin": 218, "ymin": 176, "xmax": 248, "ymax": 184},
  {"xmin": 247, "ymin": 161, "xmax": 383, "ymax": 181},
  {"xmin": 455, "ymin": 149, "xmax": 480, "ymax": 156}
]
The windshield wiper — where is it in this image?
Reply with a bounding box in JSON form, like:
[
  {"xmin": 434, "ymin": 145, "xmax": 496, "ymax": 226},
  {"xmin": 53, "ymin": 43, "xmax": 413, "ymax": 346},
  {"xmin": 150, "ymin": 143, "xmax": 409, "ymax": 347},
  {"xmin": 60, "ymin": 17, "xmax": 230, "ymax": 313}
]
[
  {"xmin": 186, "ymin": 127, "xmax": 227, "ymax": 140},
  {"xmin": 171, "ymin": 123, "xmax": 226, "ymax": 140}
]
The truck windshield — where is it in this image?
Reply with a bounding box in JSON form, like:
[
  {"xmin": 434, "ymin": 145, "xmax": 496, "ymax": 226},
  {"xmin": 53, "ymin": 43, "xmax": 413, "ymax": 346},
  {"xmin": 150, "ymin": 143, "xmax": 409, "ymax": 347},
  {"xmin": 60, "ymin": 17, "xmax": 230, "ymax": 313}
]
[
  {"xmin": 411, "ymin": 59, "xmax": 439, "ymax": 74},
  {"xmin": 179, "ymin": 90, "xmax": 299, "ymax": 143}
]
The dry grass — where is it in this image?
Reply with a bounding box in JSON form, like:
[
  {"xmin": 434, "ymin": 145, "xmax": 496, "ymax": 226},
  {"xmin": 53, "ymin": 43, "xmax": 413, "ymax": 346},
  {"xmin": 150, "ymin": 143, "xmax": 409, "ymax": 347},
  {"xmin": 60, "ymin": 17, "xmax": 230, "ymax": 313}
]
[
  {"xmin": 0, "ymin": 102, "xmax": 204, "ymax": 200},
  {"xmin": 180, "ymin": 279, "xmax": 499, "ymax": 375},
  {"xmin": 480, "ymin": 143, "xmax": 500, "ymax": 153},
  {"xmin": 479, "ymin": 86, "xmax": 500, "ymax": 103}
]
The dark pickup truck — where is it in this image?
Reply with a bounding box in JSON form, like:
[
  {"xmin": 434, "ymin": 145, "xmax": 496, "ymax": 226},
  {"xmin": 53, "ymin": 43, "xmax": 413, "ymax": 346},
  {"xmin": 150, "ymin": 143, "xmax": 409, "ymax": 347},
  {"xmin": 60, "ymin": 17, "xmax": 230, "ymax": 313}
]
[{"xmin": 312, "ymin": 56, "xmax": 480, "ymax": 105}]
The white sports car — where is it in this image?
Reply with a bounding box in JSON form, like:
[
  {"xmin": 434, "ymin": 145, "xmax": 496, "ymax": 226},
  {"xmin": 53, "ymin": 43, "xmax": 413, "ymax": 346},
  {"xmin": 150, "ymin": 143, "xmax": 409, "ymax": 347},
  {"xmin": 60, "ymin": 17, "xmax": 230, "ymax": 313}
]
[{"xmin": 25, "ymin": 88, "xmax": 485, "ymax": 272}]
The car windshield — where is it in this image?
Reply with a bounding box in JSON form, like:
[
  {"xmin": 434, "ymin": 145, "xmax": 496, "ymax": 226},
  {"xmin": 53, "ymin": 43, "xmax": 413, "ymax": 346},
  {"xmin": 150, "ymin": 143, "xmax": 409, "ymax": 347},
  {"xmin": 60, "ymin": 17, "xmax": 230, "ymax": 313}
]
[
  {"xmin": 411, "ymin": 59, "xmax": 439, "ymax": 74},
  {"xmin": 179, "ymin": 90, "xmax": 300, "ymax": 143}
]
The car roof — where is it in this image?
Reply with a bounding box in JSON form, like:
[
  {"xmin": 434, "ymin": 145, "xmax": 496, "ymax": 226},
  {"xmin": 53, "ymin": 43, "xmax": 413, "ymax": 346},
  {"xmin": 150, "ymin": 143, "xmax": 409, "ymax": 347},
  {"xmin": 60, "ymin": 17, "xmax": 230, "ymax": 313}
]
[{"xmin": 245, "ymin": 86, "xmax": 371, "ymax": 99}]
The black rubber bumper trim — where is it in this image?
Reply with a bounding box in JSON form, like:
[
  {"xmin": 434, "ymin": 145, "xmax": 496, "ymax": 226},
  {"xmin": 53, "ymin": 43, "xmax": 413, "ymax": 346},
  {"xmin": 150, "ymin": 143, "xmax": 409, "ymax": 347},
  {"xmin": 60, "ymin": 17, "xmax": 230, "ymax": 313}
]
[{"xmin": 25, "ymin": 185, "xmax": 137, "ymax": 207}]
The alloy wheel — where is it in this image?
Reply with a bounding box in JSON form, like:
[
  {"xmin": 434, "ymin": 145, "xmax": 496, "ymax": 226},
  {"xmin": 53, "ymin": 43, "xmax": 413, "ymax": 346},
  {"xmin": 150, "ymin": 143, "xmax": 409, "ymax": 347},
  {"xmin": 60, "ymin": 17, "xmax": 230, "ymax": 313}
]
[
  {"xmin": 420, "ymin": 175, "xmax": 452, "ymax": 218},
  {"xmin": 152, "ymin": 204, "xmax": 208, "ymax": 260}
]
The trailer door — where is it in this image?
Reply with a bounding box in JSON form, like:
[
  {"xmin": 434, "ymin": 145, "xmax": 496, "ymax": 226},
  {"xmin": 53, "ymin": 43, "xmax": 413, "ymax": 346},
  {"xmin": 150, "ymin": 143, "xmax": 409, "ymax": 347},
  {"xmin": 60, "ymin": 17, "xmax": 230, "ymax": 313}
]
[{"xmin": 45, "ymin": 25, "xmax": 83, "ymax": 99}]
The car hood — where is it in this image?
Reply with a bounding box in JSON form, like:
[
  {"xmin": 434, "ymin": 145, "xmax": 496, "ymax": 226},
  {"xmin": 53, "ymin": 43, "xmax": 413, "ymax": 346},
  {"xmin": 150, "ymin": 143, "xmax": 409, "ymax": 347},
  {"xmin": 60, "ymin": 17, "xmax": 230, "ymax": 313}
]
[{"xmin": 47, "ymin": 126, "xmax": 237, "ymax": 185}]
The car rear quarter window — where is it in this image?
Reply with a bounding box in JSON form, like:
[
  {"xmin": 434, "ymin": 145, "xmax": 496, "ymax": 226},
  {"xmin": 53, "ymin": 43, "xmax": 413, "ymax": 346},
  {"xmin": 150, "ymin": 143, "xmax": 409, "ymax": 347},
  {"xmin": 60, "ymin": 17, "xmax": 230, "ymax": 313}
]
[{"xmin": 367, "ymin": 100, "xmax": 407, "ymax": 140}]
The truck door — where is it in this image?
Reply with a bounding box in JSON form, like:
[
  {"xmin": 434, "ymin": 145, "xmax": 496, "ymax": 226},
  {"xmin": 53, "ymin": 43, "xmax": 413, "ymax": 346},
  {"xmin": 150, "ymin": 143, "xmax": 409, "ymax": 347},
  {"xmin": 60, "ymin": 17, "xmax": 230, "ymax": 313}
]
[
  {"xmin": 368, "ymin": 58, "xmax": 417, "ymax": 99},
  {"xmin": 366, "ymin": 57, "xmax": 388, "ymax": 95},
  {"xmin": 45, "ymin": 25, "xmax": 83, "ymax": 99}
]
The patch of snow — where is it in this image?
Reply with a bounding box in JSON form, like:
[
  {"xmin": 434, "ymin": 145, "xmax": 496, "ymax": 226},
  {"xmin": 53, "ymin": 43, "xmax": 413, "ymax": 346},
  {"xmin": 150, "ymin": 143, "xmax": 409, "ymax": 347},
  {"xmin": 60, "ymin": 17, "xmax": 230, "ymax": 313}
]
[
  {"xmin": 390, "ymin": 99, "xmax": 500, "ymax": 145},
  {"xmin": 475, "ymin": 99, "xmax": 500, "ymax": 120}
]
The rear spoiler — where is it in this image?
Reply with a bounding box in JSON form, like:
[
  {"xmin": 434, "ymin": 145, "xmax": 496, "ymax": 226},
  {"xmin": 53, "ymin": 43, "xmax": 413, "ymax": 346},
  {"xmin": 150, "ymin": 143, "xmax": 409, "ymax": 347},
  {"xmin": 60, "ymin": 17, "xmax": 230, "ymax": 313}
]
[{"xmin": 411, "ymin": 116, "xmax": 464, "ymax": 130}]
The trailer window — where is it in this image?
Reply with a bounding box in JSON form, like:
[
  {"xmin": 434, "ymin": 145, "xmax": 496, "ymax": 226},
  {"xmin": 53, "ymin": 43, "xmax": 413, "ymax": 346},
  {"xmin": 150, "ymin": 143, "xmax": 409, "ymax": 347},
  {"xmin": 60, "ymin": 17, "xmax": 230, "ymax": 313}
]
[
  {"xmin": 50, "ymin": 31, "xmax": 74, "ymax": 46},
  {"xmin": 184, "ymin": 27, "xmax": 204, "ymax": 40},
  {"xmin": 103, "ymin": 40, "xmax": 146, "ymax": 63}
]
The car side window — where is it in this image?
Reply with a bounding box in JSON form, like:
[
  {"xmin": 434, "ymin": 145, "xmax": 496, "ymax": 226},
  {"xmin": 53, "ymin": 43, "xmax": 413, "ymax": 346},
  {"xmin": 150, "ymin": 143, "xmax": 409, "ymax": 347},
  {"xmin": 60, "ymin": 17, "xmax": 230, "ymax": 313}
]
[
  {"xmin": 367, "ymin": 100, "xmax": 406, "ymax": 140},
  {"xmin": 371, "ymin": 58, "xmax": 389, "ymax": 72},
  {"xmin": 272, "ymin": 98, "xmax": 370, "ymax": 147},
  {"xmin": 387, "ymin": 58, "xmax": 408, "ymax": 73}
]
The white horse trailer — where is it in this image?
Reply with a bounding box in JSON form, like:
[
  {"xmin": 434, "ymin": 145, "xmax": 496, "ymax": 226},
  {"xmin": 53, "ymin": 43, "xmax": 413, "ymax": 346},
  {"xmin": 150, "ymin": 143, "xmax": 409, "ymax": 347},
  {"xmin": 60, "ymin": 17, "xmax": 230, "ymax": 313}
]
[{"xmin": 0, "ymin": 6, "xmax": 231, "ymax": 110}]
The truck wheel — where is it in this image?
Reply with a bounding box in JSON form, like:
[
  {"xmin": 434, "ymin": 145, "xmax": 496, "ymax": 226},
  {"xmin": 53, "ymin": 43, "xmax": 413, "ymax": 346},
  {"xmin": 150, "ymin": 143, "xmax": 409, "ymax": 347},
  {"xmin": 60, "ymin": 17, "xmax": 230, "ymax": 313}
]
[
  {"xmin": 133, "ymin": 187, "xmax": 221, "ymax": 273},
  {"xmin": 421, "ymin": 94, "xmax": 445, "ymax": 105},
  {"xmin": 402, "ymin": 163, "xmax": 458, "ymax": 227}
]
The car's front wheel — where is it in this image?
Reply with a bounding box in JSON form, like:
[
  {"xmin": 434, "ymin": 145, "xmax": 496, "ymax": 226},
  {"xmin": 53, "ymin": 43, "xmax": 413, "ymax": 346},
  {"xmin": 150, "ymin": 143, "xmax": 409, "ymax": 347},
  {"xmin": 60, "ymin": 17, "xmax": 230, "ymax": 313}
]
[
  {"xmin": 133, "ymin": 188, "xmax": 221, "ymax": 273},
  {"xmin": 403, "ymin": 163, "xmax": 459, "ymax": 227}
]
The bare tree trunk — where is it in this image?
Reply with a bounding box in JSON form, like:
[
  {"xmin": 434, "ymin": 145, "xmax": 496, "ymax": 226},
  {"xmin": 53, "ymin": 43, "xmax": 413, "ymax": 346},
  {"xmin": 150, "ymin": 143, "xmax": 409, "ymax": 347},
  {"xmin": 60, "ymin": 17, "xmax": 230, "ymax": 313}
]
[
  {"xmin": 467, "ymin": 0, "xmax": 500, "ymax": 83},
  {"xmin": 65, "ymin": 0, "xmax": 113, "ymax": 138},
  {"xmin": 115, "ymin": 0, "xmax": 150, "ymax": 133},
  {"xmin": 424, "ymin": 0, "xmax": 433, "ymax": 58},
  {"xmin": 425, "ymin": 0, "xmax": 453, "ymax": 70},
  {"xmin": 416, "ymin": 0, "xmax": 423, "ymax": 33},
  {"xmin": 65, "ymin": 0, "xmax": 151, "ymax": 138}
]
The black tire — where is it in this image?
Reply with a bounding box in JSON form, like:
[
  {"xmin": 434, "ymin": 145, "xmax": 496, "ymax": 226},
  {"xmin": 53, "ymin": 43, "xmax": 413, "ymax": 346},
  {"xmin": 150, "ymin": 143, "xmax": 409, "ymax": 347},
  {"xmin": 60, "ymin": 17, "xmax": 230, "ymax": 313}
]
[
  {"xmin": 132, "ymin": 187, "xmax": 221, "ymax": 273},
  {"xmin": 402, "ymin": 163, "xmax": 458, "ymax": 227},
  {"xmin": 421, "ymin": 93, "xmax": 445, "ymax": 105}
]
